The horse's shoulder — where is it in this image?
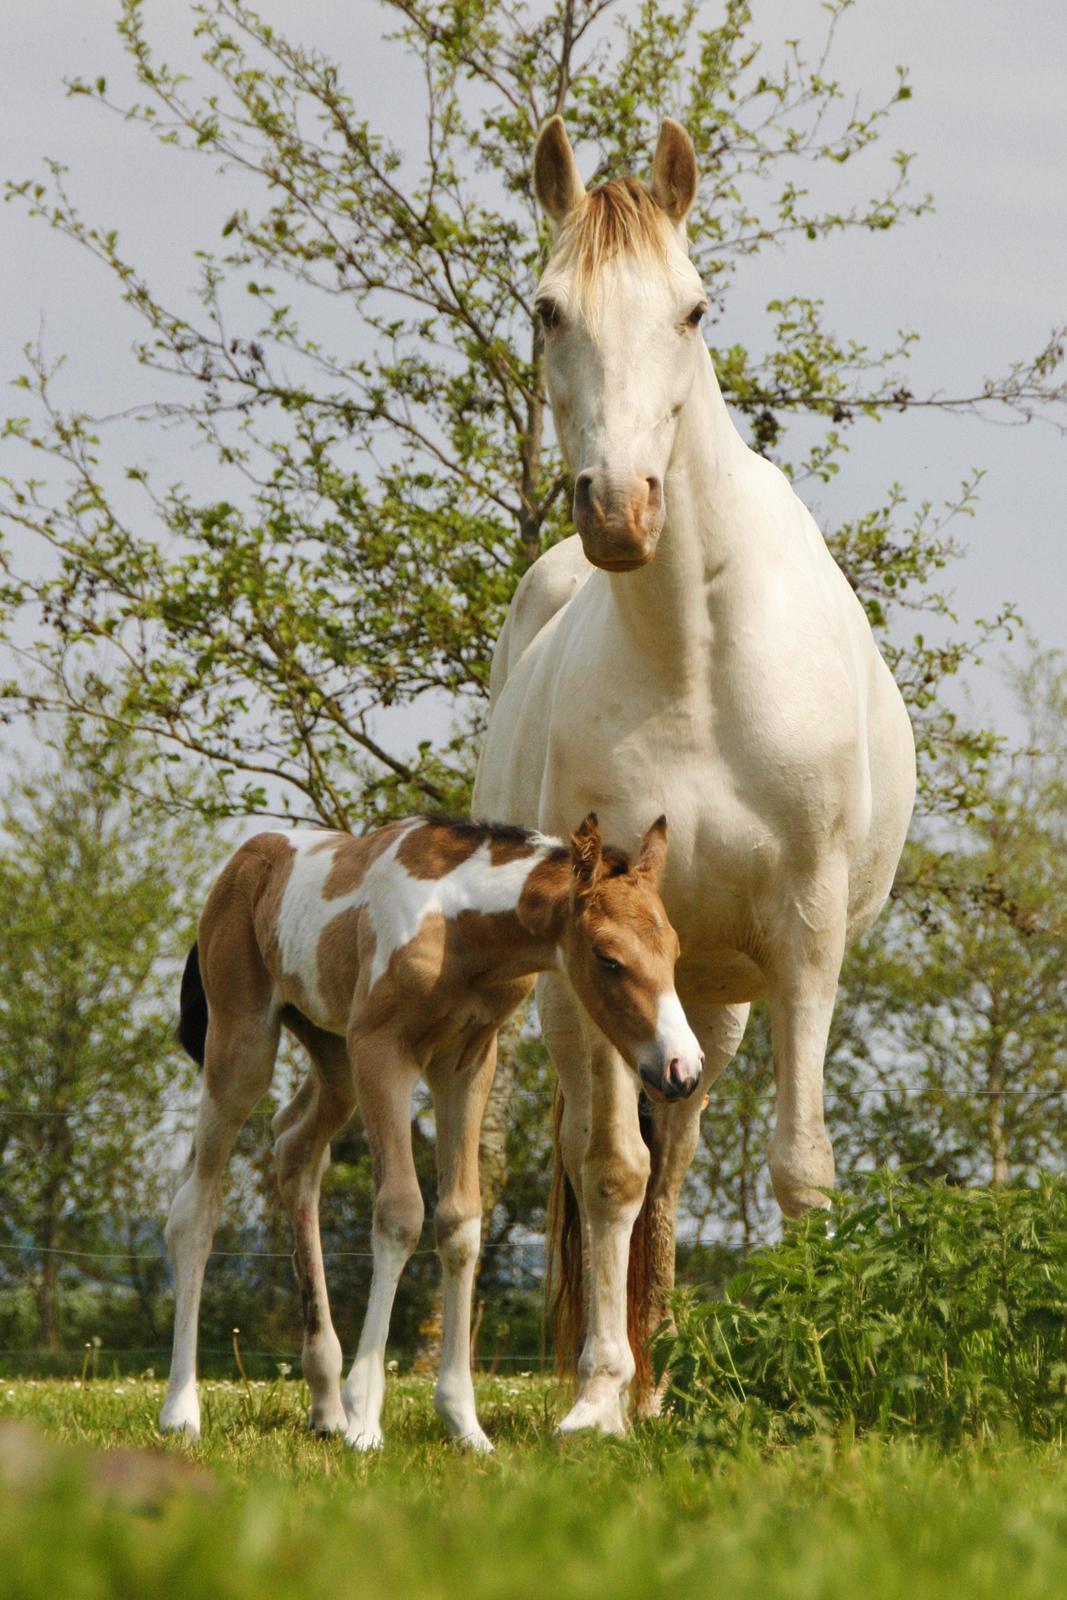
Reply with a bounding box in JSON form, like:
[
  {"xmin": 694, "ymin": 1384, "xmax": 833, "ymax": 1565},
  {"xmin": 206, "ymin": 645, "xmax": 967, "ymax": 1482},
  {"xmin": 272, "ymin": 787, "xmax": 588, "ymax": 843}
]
[{"xmin": 490, "ymin": 537, "xmax": 591, "ymax": 706}]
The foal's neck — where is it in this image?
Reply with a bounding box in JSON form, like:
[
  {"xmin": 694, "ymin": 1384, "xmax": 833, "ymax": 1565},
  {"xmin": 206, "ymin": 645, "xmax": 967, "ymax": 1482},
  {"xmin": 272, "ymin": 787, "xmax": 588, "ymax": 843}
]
[{"xmin": 456, "ymin": 838, "xmax": 571, "ymax": 978}]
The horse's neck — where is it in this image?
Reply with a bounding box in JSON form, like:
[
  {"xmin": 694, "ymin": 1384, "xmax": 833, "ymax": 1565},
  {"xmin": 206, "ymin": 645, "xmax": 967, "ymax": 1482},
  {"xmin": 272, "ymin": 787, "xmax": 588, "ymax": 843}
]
[{"xmin": 604, "ymin": 352, "xmax": 756, "ymax": 646}]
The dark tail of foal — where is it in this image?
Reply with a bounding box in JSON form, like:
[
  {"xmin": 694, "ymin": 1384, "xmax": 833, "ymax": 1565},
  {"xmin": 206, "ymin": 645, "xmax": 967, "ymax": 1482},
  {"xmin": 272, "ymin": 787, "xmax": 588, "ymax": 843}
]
[
  {"xmin": 546, "ymin": 1084, "xmax": 655, "ymax": 1405},
  {"xmin": 177, "ymin": 942, "xmax": 208, "ymax": 1068}
]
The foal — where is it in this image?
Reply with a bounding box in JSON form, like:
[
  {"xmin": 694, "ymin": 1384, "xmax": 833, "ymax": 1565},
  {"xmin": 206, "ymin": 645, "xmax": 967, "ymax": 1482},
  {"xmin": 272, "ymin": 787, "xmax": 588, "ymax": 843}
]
[{"xmin": 159, "ymin": 812, "xmax": 702, "ymax": 1450}]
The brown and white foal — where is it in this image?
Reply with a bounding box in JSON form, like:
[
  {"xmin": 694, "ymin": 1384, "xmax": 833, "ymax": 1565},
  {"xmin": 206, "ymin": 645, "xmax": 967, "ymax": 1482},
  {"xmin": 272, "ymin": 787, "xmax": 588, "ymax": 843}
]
[{"xmin": 159, "ymin": 812, "xmax": 701, "ymax": 1450}]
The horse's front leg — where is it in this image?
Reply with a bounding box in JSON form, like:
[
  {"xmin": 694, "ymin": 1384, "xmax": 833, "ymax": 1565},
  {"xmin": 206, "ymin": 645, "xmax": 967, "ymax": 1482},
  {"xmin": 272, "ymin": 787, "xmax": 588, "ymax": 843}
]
[
  {"xmin": 766, "ymin": 877, "xmax": 847, "ymax": 1217},
  {"xmin": 637, "ymin": 1000, "xmax": 750, "ymax": 1419},
  {"xmin": 559, "ymin": 1036, "xmax": 649, "ymax": 1437}
]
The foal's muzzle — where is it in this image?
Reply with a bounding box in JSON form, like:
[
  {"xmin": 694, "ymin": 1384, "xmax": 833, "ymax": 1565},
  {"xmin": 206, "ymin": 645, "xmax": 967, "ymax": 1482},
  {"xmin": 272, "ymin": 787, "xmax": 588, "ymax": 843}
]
[{"xmin": 639, "ymin": 1053, "xmax": 704, "ymax": 1105}]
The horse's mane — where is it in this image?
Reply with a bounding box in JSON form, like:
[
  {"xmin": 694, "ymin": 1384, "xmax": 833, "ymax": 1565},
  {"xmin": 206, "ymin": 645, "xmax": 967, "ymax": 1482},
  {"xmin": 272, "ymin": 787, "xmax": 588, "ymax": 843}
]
[{"xmin": 549, "ymin": 177, "xmax": 672, "ymax": 317}]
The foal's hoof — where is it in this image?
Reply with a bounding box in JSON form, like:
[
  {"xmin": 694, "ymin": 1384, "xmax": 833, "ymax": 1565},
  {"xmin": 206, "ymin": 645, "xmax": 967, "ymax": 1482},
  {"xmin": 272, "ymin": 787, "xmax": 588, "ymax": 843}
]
[
  {"xmin": 307, "ymin": 1407, "xmax": 348, "ymax": 1438},
  {"xmin": 455, "ymin": 1427, "xmax": 494, "ymax": 1454},
  {"xmin": 344, "ymin": 1424, "xmax": 384, "ymax": 1452}
]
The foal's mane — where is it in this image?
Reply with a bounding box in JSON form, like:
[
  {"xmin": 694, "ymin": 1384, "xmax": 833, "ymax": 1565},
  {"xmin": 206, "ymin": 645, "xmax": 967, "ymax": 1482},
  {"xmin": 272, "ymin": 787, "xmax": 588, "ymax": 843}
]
[
  {"xmin": 419, "ymin": 814, "xmax": 631, "ymax": 876},
  {"xmin": 548, "ymin": 177, "xmax": 673, "ymax": 314}
]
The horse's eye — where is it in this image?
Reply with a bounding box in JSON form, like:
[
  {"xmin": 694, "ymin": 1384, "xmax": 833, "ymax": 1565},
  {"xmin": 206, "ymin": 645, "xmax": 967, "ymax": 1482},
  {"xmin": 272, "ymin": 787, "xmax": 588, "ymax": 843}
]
[
  {"xmin": 594, "ymin": 951, "xmax": 623, "ymax": 974},
  {"xmin": 685, "ymin": 303, "xmax": 708, "ymax": 328},
  {"xmin": 536, "ymin": 298, "xmax": 562, "ymax": 332}
]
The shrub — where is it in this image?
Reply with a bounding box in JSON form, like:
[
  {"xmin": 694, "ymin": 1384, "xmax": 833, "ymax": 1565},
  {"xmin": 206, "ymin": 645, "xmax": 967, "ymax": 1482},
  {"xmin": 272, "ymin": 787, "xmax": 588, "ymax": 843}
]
[{"xmin": 661, "ymin": 1171, "xmax": 1067, "ymax": 1445}]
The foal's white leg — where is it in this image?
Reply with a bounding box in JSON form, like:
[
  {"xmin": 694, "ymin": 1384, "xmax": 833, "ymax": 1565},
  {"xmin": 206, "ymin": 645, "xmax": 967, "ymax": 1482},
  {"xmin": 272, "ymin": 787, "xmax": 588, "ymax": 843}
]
[
  {"xmin": 556, "ymin": 1024, "xmax": 649, "ymax": 1437},
  {"xmin": 342, "ymin": 1228, "xmax": 416, "ymax": 1451},
  {"xmin": 160, "ymin": 1013, "xmax": 279, "ymax": 1439},
  {"xmin": 273, "ymin": 1040, "xmax": 356, "ymax": 1436},
  {"xmin": 430, "ymin": 1032, "xmax": 497, "ymax": 1452},
  {"xmin": 341, "ymin": 1037, "xmax": 423, "ymax": 1451}
]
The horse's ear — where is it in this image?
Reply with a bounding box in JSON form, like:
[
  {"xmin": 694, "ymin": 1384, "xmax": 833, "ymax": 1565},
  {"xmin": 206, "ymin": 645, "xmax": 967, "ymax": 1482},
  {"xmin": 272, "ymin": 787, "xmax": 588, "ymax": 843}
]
[
  {"xmin": 649, "ymin": 119, "xmax": 698, "ymax": 222},
  {"xmin": 570, "ymin": 812, "xmax": 604, "ymax": 889},
  {"xmin": 635, "ymin": 814, "xmax": 669, "ymax": 891},
  {"xmin": 534, "ymin": 116, "xmax": 586, "ymax": 226}
]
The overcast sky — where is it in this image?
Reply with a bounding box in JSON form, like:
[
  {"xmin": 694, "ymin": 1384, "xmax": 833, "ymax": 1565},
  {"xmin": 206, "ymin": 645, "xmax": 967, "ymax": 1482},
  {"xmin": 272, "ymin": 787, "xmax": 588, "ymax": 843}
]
[{"xmin": 2, "ymin": 0, "xmax": 1064, "ymax": 771}]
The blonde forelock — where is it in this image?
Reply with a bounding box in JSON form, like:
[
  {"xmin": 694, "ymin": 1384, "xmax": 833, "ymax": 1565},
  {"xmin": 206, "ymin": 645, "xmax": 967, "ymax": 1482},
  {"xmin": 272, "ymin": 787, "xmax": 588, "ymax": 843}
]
[{"xmin": 545, "ymin": 177, "xmax": 678, "ymax": 325}]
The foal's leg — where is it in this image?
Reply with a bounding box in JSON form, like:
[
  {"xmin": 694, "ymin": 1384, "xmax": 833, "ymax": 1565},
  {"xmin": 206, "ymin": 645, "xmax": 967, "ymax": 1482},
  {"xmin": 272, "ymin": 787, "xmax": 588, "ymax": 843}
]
[
  {"xmin": 637, "ymin": 1000, "xmax": 750, "ymax": 1418},
  {"xmin": 428, "ymin": 1029, "xmax": 497, "ymax": 1451},
  {"xmin": 341, "ymin": 1032, "xmax": 423, "ymax": 1451},
  {"xmin": 541, "ymin": 974, "xmax": 649, "ymax": 1436},
  {"xmin": 273, "ymin": 1031, "xmax": 357, "ymax": 1435},
  {"xmin": 160, "ymin": 1007, "xmax": 279, "ymax": 1438}
]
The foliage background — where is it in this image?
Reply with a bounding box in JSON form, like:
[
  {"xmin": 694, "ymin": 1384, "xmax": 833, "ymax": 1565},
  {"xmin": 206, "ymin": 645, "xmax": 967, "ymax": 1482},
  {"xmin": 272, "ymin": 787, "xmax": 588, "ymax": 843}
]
[{"xmin": 0, "ymin": 0, "xmax": 1063, "ymax": 1365}]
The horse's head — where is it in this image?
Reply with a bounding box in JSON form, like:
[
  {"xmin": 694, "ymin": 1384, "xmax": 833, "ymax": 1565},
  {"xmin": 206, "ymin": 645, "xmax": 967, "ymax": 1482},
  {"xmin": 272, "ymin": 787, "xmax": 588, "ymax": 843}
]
[
  {"xmin": 533, "ymin": 118, "xmax": 706, "ymax": 571},
  {"xmin": 559, "ymin": 814, "xmax": 703, "ymax": 1103}
]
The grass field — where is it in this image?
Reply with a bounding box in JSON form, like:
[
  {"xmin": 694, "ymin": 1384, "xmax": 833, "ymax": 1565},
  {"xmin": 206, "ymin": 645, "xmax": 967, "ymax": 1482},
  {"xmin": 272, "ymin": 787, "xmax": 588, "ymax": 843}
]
[{"xmin": 2, "ymin": 1375, "xmax": 1065, "ymax": 1600}]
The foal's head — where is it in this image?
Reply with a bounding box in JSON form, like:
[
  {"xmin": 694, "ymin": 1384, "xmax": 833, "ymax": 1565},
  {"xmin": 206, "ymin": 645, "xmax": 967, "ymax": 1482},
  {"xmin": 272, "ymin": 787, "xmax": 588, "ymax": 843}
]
[
  {"xmin": 532, "ymin": 117, "xmax": 707, "ymax": 572},
  {"xmin": 559, "ymin": 814, "xmax": 703, "ymax": 1103}
]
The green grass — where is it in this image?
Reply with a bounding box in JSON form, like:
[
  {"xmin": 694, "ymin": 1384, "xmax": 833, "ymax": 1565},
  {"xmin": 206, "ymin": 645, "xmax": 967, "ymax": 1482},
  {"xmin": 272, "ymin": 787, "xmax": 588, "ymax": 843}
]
[{"xmin": 2, "ymin": 1376, "xmax": 1066, "ymax": 1600}]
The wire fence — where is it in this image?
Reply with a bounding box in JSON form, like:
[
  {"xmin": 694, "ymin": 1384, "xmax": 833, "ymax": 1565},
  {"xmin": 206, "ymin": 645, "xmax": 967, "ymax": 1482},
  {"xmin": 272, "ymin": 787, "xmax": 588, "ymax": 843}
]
[
  {"xmin": 2, "ymin": 1087, "xmax": 1065, "ymax": 1378},
  {"xmin": 3, "ymin": 1084, "xmax": 1066, "ymax": 1122}
]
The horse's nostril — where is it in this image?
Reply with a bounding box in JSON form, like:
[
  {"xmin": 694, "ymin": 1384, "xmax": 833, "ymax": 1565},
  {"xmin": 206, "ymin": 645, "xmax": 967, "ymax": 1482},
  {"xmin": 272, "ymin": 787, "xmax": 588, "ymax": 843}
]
[
  {"xmin": 574, "ymin": 472, "xmax": 595, "ymax": 514},
  {"xmin": 646, "ymin": 476, "xmax": 662, "ymax": 512}
]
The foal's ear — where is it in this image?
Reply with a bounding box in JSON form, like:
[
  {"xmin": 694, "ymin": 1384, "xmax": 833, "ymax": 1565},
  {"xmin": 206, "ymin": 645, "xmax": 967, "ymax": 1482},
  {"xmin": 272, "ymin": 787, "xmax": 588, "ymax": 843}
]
[
  {"xmin": 649, "ymin": 119, "xmax": 698, "ymax": 223},
  {"xmin": 534, "ymin": 116, "xmax": 586, "ymax": 226},
  {"xmin": 570, "ymin": 812, "xmax": 605, "ymax": 888},
  {"xmin": 635, "ymin": 814, "xmax": 669, "ymax": 891}
]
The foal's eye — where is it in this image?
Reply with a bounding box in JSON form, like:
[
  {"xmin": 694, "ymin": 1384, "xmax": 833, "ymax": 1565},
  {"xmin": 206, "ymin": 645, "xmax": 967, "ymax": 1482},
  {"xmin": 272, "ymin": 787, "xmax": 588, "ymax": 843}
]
[
  {"xmin": 684, "ymin": 303, "xmax": 708, "ymax": 329},
  {"xmin": 594, "ymin": 951, "xmax": 623, "ymax": 974},
  {"xmin": 535, "ymin": 298, "xmax": 563, "ymax": 332}
]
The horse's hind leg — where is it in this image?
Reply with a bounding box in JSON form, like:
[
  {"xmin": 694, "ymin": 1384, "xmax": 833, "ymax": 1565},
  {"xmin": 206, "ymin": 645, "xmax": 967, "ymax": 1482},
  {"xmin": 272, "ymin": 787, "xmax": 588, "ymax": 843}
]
[
  {"xmin": 428, "ymin": 1029, "xmax": 497, "ymax": 1452},
  {"xmin": 273, "ymin": 1029, "xmax": 357, "ymax": 1435},
  {"xmin": 160, "ymin": 1000, "xmax": 280, "ymax": 1438},
  {"xmin": 341, "ymin": 1030, "xmax": 423, "ymax": 1451}
]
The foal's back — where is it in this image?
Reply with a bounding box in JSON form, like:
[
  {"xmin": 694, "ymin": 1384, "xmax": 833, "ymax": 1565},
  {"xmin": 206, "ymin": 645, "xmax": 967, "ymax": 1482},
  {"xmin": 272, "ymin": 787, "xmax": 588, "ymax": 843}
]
[{"xmin": 200, "ymin": 819, "xmax": 550, "ymax": 1053}]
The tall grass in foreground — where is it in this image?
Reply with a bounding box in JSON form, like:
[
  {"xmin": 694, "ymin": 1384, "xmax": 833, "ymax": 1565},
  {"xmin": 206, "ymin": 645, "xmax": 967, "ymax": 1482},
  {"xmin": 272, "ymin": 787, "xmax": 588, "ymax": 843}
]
[
  {"xmin": 3, "ymin": 1381, "xmax": 1067, "ymax": 1600},
  {"xmin": 663, "ymin": 1172, "xmax": 1067, "ymax": 1445}
]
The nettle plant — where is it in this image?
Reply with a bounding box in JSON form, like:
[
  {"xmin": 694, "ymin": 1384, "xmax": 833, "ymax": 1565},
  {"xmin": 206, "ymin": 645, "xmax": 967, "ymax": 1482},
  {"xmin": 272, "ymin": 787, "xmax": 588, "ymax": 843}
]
[{"xmin": 3, "ymin": 0, "xmax": 1063, "ymax": 827}]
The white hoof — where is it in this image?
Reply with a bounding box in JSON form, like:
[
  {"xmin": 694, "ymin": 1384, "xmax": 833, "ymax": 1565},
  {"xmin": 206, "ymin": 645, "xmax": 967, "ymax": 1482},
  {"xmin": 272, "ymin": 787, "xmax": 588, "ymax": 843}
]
[
  {"xmin": 455, "ymin": 1426, "xmax": 494, "ymax": 1454},
  {"xmin": 159, "ymin": 1390, "xmax": 201, "ymax": 1440},
  {"xmin": 344, "ymin": 1424, "xmax": 384, "ymax": 1452},
  {"xmin": 556, "ymin": 1395, "xmax": 627, "ymax": 1437}
]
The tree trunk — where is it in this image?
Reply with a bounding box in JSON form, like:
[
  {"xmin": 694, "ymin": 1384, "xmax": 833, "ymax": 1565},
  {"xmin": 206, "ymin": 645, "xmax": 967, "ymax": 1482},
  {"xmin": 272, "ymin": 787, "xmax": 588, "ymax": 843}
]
[
  {"xmin": 987, "ymin": 994, "xmax": 1009, "ymax": 1186},
  {"xmin": 478, "ymin": 1040, "xmax": 517, "ymax": 1247},
  {"xmin": 36, "ymin": 1117, "xmax": 71, "ymax": 1352}
]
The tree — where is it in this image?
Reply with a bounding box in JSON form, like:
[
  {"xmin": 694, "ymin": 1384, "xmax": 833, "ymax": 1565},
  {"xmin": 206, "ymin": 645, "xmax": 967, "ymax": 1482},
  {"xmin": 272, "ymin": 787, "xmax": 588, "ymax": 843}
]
[
  {"xmin": 2, "ymin": 1, "xmax": 1064, "ymax": 1272},
  {"xmin": 3, "ymin": 0, "xmax": 1060, "ymax": 824},
  {"xmin": 0, "ymin": 717, "xmax": 213, "ymax": 1348}
]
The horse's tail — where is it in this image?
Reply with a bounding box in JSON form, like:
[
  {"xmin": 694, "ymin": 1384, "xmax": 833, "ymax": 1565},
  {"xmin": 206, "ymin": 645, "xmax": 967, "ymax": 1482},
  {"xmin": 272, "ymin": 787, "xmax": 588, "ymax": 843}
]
[
  {"xmin": 177, "ymin": 941, "xmax": 208, "ymax": 1068},
  {"xmin": 546, "ymin": 1084, "xmax": 582, "ymax": 1383},
  {"xmin": 546, "ymin": 1082, "xmax": 655, "ymax": 1406}
]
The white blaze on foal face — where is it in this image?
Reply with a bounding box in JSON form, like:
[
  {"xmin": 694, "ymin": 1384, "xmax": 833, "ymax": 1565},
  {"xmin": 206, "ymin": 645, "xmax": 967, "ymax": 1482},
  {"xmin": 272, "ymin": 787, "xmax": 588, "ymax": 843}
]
[
  {"xmin": 533, "ymin": 118, "xmax": 708, "ymax": 571},
  {"xmin": 560, "ymin": 815, "xmax": 704, "ymax": 1103}
]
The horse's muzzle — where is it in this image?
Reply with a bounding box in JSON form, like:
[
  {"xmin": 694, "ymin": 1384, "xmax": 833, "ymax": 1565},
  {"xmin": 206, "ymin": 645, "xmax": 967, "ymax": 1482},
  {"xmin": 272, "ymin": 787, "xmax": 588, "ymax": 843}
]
[{"xmin": 573, "ymin": 470, "xmax": 663, "ymax": 568}]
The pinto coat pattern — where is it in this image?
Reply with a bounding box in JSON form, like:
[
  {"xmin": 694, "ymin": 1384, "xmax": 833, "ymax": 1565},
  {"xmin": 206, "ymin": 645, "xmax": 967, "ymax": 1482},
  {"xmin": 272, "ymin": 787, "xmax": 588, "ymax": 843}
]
[{"xmin": 159, "ymin": 813, "xmax": 700, "ymax": 1450}]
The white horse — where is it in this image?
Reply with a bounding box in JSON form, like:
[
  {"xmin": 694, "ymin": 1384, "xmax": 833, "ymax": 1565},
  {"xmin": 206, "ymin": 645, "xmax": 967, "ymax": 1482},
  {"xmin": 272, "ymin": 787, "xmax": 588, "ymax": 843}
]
[{"xmin": 473, "ymin": 118, "xmax": 916, "ymax": 1435}]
